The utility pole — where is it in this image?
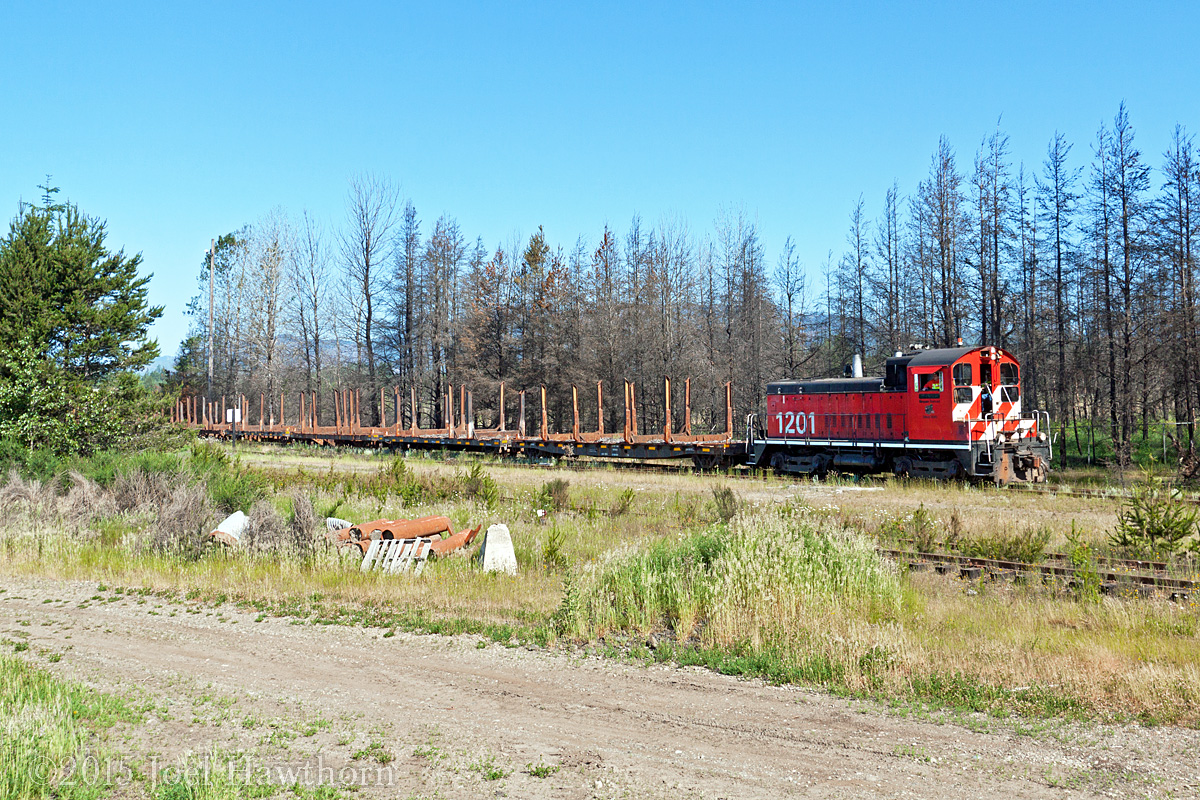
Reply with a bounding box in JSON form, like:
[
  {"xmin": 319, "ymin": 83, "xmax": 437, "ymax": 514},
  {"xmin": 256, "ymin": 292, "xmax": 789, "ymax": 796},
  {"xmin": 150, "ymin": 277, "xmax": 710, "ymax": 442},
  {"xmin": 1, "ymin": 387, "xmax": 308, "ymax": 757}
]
[{"xmin": 207, "ymin": 239, "xmax": 215, "ymax": 408}]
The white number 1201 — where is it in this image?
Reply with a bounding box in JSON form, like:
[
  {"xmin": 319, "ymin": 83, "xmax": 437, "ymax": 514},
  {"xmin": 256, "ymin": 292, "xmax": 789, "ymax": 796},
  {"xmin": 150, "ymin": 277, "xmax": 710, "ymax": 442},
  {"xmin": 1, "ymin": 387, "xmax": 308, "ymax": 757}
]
[{"xmin": 776, "ymin": 411, "xmax": 815, "ymax": 436}]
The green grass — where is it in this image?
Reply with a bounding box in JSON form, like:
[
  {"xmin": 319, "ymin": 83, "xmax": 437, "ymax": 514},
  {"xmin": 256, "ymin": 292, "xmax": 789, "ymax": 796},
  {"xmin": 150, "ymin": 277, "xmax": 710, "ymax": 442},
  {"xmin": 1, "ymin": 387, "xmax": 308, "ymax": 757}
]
[
  {"xmin": 525, "ymin": 757, "xmax": 559, "ymax": 778},
  {"xmin": 1, "ymin": 655, "xmax": 140, "ymax": 800},
  {"xmin": 350, "ymin": 741, "xmax": 394, "ymax": 765},
  {"xmin": 557, "ymin": 513, "xmax": 902, "ymax": 644},
  {"xmin": 467, "ymin": 753, "xmax": 508, "ymax": 781},
  {"xmin": 149, "ymin": 749, "xmax": 296, "ymax": 800}
]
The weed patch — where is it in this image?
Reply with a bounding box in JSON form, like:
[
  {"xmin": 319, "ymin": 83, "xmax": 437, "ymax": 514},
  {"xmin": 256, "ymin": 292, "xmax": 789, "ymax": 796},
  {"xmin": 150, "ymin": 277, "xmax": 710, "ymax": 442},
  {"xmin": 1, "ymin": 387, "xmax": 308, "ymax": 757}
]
[{"xmin": 1, "ymin": 655, "xmax": 140, "ymax": 799}]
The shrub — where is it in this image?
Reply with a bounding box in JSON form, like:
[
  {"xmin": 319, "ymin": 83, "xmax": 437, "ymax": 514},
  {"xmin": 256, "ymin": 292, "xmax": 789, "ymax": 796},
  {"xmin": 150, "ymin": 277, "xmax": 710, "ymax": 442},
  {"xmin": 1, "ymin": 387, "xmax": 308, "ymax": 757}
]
[
  {"xmin": 541, "ymin": 525, "xmax": 568, "ymax": 571},
  {"xmin": 712, "ymin": 485, "xmax": 738, "ymax": 523},
  {"xmin": 558, "ymin": 514, "xmax": 901, "ymax": 647},
  {"xmin": 207, "ymin": 468, "xmax": 268, "ymax": 514},
  {"xmin": 288, "ymin": 490, "xmax": 320, "ymax": 559},
  {"xmin": 1110, "ymin": 483, "xmax": 1198, "ymax": 555},
  {"xmin": 0, "ymin": 469, "xmax": 58, "ymax": 514},
  {"xmin": 1067, "ymin": 525, "xmax": 1101, "ymax": 603},
  {"xmin": 909, "ymin": 504, "xmax": 939, "ymax": 552},
  {"xmin": 111, "ymin": 469, "xmax": 176, "ymax": 512},
  {"xmin": 462, "ymin": 463, "xmax": 501, "ymax": 509},
  {"xmin": 957, "ymin": 526, "xmax": 1051, "ymax": 564},
  {"xmin": 147, "ymin": 483, "xmax": 212, "ymax": 556},
  {"xmin": 243, "ymin": 500, "xmax": 290, "ymax": 553},
  {"xmin": 185, "ymin": 442, "xmax": 267, "ymax": 513},
  {"xmin": 609, "ymin": 487, "xmax": 636, "ymax": 517},
  {"xmin": 62, "ymin": 471, "xmax": 117, "ymax": 527},
  {"xmin": 187, "ymin": 440, "xmax": 230, "ymax": 474},
  {"xmin": 542, "ymin": 478, "xmax": 571, "ymax": 512}
]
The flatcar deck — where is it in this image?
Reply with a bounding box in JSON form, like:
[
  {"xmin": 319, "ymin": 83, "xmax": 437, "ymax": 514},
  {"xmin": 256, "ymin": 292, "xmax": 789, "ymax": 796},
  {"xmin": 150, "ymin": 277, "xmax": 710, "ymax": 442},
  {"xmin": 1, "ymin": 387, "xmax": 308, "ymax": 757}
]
[{"xmin": 195, "ymin": 425, "xmax": 746, "ymax": 463}]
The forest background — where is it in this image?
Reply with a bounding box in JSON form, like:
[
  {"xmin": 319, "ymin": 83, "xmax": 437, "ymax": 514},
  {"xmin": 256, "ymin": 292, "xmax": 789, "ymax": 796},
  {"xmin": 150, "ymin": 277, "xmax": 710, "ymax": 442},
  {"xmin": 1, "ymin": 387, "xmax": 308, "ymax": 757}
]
[{"xmin": 168, "ymin": 103, "xmax": 1199, "ymax": 467}]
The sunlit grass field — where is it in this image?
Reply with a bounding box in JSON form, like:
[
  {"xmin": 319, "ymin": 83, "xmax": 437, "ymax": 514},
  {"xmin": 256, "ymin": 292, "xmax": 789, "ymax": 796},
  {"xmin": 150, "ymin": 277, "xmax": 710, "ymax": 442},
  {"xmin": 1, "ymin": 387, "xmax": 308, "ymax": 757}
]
[{"xmin": 2, "ymin": 442, "xmax": 1199, "ymax": 725}]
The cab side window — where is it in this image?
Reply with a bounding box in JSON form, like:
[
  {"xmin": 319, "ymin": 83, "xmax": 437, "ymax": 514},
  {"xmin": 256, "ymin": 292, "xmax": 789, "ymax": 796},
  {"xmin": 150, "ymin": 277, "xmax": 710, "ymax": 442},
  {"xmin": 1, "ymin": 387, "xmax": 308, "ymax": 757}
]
[
  {"xmin": 953, "ymin": 363, "xmax": 972, "ymax": 386},
  {"xmin": 1000, "ymin": 363, "xmax": 1018, "ymax": 385},
  {"xmin": 919, "ymin": 371, "xmax": 943, "ymax": 392}
]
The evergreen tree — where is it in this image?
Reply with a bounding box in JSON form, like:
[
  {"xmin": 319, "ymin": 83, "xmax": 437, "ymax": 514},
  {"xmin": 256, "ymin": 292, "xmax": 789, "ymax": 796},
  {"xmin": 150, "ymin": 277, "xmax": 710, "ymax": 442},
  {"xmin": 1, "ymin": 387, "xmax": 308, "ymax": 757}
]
[
  {"xmin": 0, "ymin": 190, "xmax": 165, "ymax": 453},
  {"xmin": 0, "ymin": 196, "xmax": 163, "ymax": 378}
]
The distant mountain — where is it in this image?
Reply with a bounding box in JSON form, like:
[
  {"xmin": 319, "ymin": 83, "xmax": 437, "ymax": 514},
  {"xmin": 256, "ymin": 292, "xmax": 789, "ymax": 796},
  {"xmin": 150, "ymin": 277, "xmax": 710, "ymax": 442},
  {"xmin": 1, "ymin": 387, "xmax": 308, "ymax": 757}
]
[{"xmin": 140, "ymin": 355, "xmax": 174, "ymax": 375}]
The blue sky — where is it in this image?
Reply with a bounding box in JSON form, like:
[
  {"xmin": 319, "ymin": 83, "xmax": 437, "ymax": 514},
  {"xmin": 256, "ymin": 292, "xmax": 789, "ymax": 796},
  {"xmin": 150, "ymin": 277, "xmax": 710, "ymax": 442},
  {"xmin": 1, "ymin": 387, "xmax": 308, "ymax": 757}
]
[{"xmin": 3, "ymin": 2, "xmax": 1198, "ymax": 362}]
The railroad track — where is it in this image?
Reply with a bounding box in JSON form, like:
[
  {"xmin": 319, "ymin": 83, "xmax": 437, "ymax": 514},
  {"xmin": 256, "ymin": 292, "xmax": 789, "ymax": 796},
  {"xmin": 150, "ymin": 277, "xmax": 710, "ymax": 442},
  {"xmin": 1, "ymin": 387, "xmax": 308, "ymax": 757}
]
[
  {"xmin": 881, "ymin": 548, "xmax": 1196, "ymax": 599},
  {"xmin": 214, "ymin": 428, "xmax": 1200, "ymax": 503}
]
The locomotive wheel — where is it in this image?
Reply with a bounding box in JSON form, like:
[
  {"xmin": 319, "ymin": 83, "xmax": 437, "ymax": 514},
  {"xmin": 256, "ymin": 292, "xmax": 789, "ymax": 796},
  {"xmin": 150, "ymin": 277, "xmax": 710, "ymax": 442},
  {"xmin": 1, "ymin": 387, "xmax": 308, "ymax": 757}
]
[
  {"xmin": 770, "ymin": 452, "xmax": 787, "ymax": 474},
  {"xmin": 893, "ymin": 456, "xmax": 913, "ymax": 477},
  {"xmin": 813, "ymin": 454, "xmax": 829, "ymax": 479}
]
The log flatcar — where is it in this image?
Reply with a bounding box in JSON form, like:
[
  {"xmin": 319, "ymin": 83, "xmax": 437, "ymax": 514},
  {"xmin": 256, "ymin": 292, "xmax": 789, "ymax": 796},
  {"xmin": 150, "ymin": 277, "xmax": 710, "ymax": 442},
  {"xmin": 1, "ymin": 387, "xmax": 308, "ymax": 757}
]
[{"xmin": 748, "ymin": 346, "xmax": 1051, "ymax": 484}]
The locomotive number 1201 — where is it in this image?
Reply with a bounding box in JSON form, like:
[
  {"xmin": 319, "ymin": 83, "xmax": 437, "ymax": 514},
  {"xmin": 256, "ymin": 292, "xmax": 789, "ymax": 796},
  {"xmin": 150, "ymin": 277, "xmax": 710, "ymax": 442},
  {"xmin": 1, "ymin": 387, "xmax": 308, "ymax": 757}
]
[{"xmin": 777, "ymin": 411, "xmax": 815, "ymax": 436}]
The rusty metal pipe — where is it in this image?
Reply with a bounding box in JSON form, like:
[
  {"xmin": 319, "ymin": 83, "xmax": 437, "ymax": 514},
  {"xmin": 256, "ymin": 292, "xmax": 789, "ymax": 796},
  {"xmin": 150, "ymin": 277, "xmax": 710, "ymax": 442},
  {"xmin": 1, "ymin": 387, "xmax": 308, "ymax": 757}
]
[
  {"xmin": 430, "ymin": 525, "xmax": 482, "ymax": 555},
  {"xmin": 334, "ymin": 515, "xmax": 454, "ymax": 544}
]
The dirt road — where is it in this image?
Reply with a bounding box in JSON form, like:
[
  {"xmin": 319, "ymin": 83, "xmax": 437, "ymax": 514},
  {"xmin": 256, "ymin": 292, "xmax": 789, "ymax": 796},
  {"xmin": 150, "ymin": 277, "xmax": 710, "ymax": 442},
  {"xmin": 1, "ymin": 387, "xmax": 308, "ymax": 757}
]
[{"xmin": 2, "ymin": 576, "xmax": 1195, "ymax": 798}]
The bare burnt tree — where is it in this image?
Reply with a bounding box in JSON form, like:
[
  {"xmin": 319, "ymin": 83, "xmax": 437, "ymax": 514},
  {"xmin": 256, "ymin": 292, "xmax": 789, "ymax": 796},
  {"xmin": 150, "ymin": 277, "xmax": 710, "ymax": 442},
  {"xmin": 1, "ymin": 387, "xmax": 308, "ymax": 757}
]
[
  {"xmin": 1158, "ymin": 126, "xmax": 1199, "ymax": 448},
  {"xmin": 920, "ymin": 137, "xmax": 966, "ymax": 347},
  {"xmin": 392, "ymin": 201, "xmax": 422, "ymax": 414},
  {"xmin": 839, "ymin": 196, "xmax": 870, "ymax": 358},
  {"xmin": 341, "ymin": 174, "xmax": 398, "ymax": 425},
  {"xmin": 291, "ymin": 210, "xmax": 329, "ymax": 394},
  {"xmin": 1087, "ymin": 121, "xmax": 1120, "ymax": 458},
  {"xmin": 1014, "ymin": 166, "xmax": 1042, "ymax": 409},
  {"xmin": 248, "ymin": 208, "xmax": 292, "ymax": 422},
  {"xmin": 1037, "ymin": 132, "xmax": 1080, "ymax": 446},
  {"xmin": 774, "ymin": 235, "xmax": 805, "ymax": 378},
  {"xmin": 971, "ymin": 125, "xmax": 1011, "ymax": 347},
  {"xmin": 872, "ymin": 182, "xmax": 904, "ymax": 357},
  {"xmin": 423, "ymin": 215, "xmax": 465, "ymax": 424},
  {"xmin": 587, "ymin": 225, "xmax": 623, "ymax": 430},
  {"xmin": 1107, "ymin": 104, "xmax": 1152, "ymax": 462}
]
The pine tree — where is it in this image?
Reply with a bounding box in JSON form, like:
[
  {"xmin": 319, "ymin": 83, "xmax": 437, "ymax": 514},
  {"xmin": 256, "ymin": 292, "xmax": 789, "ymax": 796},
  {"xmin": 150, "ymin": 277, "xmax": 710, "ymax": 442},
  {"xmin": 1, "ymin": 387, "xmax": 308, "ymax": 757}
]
[{"xmin": 0, "ymin": 196, "xmax": 162, "ymax": 379}]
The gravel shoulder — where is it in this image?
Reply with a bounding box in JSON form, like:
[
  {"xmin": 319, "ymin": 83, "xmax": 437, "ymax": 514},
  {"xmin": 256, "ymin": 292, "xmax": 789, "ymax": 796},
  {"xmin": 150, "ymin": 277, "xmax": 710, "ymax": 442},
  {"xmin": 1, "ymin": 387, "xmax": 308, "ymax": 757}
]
[{"xmin": 2, "ymin": 575, "xmax": 1196, "ymax": 799}]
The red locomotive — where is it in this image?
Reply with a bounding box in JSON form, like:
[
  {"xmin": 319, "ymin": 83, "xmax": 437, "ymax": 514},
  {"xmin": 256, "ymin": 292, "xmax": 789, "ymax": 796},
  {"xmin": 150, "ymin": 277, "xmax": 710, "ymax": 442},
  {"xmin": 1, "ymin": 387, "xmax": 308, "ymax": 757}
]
[{"xmin": 749, "ymin": 346, "xmax": 1051, "ymax": 484}]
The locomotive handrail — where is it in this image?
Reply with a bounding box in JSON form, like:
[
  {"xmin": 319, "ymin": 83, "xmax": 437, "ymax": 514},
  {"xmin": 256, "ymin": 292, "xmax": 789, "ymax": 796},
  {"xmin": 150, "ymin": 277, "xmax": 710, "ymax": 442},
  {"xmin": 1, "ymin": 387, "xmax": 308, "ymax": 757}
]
[{"xmin": 1039, "ymin": 410, "xmax": 1053, "ymax": 462}]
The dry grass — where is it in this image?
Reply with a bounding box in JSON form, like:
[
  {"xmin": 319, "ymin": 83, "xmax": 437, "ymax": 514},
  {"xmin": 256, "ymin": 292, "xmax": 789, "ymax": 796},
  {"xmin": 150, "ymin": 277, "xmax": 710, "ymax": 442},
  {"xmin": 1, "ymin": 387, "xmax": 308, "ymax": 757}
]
[
  {"xmin": 2, "ymin": 445, "xmax": 1199, "ymax": 723},
  {"xmin": 882, "ymin": 571, "xmax": 1200, "ymax": 721},
  {"xmin": 771, "ymin": 479, "xmax": 1121, "ymax": 552}
]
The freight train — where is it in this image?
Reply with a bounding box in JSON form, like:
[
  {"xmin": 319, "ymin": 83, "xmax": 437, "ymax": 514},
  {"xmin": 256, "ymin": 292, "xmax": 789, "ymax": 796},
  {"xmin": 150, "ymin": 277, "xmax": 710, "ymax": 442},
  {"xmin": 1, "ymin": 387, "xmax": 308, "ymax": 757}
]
[
  {"xmin": 747, "ymin": 345, "xmax": 1051, "ymax": 484},
  {"xmin": 184, "ymin": 344, "xmax": 1052, "ymax": 485}
]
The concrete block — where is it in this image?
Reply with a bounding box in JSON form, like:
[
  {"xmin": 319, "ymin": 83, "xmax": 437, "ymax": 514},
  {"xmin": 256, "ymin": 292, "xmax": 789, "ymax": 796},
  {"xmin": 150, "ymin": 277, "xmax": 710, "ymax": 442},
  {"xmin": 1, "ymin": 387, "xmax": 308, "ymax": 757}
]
[{"xmin": 478, "ymin": 524, "xmax": 517, "ymax": 575}]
